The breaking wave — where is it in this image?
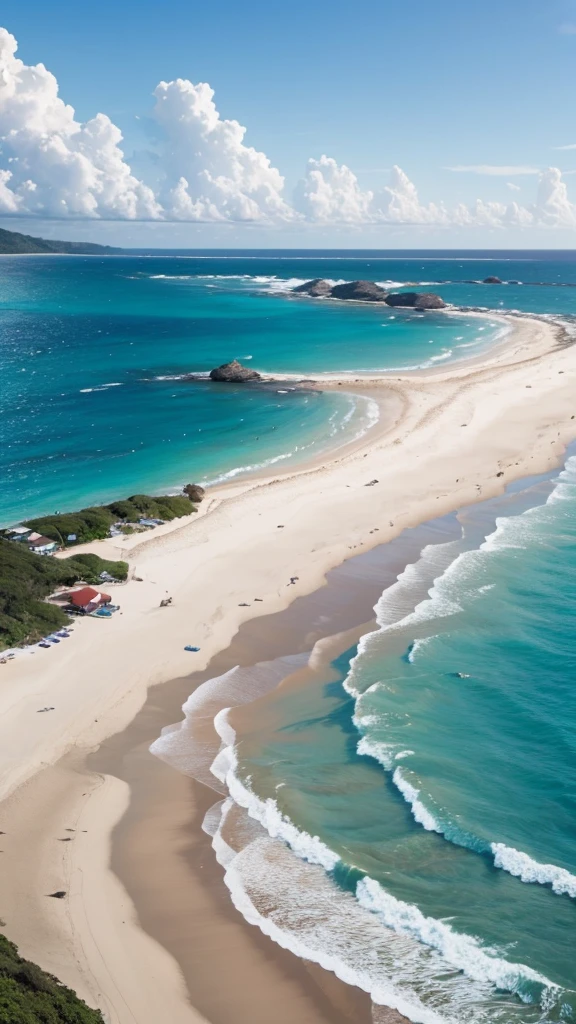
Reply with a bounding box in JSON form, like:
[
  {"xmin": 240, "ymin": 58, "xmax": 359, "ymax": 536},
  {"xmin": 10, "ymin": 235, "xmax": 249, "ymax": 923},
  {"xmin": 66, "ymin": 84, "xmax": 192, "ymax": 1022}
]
[
  {"xmin": 348, "ymin": 456, "xmax": 576, "ymax": 897},
  {"xmin": 491, "ymin": 844, "xmax": 576, "ymax": 899},
  {"xmin": 203, "ymin": 711, "xmax": 563, "ymax": 1021}
]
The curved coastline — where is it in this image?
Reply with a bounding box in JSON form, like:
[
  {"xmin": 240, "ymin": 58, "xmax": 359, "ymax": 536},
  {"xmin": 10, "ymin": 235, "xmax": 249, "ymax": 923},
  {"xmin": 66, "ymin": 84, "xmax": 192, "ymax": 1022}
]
[{"xmin": 0, "ymin": 310, "xmax": 575, "ymax": 1023}]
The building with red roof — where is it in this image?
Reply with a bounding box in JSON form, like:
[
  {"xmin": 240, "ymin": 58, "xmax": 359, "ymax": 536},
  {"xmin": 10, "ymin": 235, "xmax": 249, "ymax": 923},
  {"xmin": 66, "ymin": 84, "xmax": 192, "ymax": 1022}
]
[{"xmin": 68, "ymin": 587, "xmax": 111, "ymax": 612}]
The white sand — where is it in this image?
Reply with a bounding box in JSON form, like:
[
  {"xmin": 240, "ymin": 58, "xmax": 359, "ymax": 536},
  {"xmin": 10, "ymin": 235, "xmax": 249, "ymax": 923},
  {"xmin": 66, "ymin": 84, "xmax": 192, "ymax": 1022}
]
[{"xmin": 0, "ymin": 313, "xmax": 575, "ymax": 1023}]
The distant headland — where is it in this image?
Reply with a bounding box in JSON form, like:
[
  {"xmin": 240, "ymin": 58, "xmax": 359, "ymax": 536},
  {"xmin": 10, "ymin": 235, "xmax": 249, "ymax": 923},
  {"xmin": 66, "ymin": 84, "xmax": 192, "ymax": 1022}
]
[{"xmin": 0, "ymin": 225, "xmax": 121, "ymax": 255}]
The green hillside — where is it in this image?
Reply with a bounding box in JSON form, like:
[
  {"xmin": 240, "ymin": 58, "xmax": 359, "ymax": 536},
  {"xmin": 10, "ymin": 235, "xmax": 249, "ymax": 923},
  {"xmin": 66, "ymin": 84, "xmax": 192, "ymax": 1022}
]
[
  {"xmin": 0, "ymin": 538, "xmax": 129, "ymax": 650},
  {"xmin": 0, "ymin": 933, "xmax": 104, "ymax": 1023},
  {"xmin": 0, "ymin": 226, "xmax": 120, "ymax": 255}
]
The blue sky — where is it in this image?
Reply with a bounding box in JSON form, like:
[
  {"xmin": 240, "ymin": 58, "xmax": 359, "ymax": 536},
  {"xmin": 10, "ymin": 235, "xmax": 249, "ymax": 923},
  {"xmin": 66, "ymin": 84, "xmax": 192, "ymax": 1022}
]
[{"xmin": 1, "ymin": 0, "xmax": 576, "ymax": 246}]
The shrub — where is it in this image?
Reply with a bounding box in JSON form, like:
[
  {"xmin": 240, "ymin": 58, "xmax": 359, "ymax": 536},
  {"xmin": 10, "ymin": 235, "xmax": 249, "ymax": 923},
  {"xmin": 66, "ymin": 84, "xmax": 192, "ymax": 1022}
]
[
  {"xmin": 23, "ymin": 489, "xmax": 200, "ymax": 545},
  {"xmin": 0, "ymin": 933, "xmax": 104, "ymax": 1023},
  {"xmin": 64, "ymin": 553, "xmax": 128, "ymax": 583},
  {"xmin": 0, "ymin": 540, "xmax": 127, "ymax": 649}
]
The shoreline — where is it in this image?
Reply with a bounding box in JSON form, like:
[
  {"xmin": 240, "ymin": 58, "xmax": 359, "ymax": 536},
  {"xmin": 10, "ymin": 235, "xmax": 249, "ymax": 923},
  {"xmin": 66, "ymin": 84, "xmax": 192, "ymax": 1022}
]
[
  {"xmin": 1, "ymin": 311, "xmax": 576, "ymax": 1022},
  {"xmin": 0, "ymin": 305, "xmax": 526, "ymax": 531},
  {"xmin": 93, "ymin": 514, "xmax": 465, "ymax": 1024}
]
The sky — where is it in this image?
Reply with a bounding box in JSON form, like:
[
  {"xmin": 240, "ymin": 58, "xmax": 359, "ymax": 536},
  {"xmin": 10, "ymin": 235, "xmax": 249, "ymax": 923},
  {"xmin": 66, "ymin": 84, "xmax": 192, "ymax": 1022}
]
[{"xmin": 1, "ymin": 0, "xmax": 576, "ymax": 248}]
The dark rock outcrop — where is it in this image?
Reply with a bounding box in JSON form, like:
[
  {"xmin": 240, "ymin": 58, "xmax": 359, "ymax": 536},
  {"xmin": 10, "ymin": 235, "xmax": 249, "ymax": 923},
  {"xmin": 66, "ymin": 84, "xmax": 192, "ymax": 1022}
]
[
  {"xmin": 385, "ymin": 291, "xmax": 446, "ymax": 309},
  {"xmin": 330, "ymin": 280, "xmax": 388, "ymax": 302},
  {"xmin": 209, "ymin": 360, "xmax": 262, "ymax": 383},
  {"xmin": 292, "ymin": 278, "xmax": 446, "ymax": 309},
  {"xmin": 414, "ymin": 292, "xmax": 447, "ymax": 309},
  {"xmin": 292, "ymin": 278, "xmax": 332, "ymax": 297},
  {"xmin": 483, "ymin": 276, "xmax": 502, "ymax": 284},
  {"xmin": 384, "ymin": 291, "xmax": 420, "ymax": 307},
  {"xmin": 183, "ymin": 483, "xmax": 205, "ymax": 502}
]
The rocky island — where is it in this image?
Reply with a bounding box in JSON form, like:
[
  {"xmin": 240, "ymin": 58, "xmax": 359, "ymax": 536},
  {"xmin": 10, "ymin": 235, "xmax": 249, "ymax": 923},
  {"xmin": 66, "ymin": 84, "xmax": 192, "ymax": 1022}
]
[
  {"xmin": 330, "ymin": 280, "xmax": 388, "ymax": 302},
  {"xmin": 385, "ymin": 291, "xmax": 447, "ymax": 309},
  {"xmin": 293, "ymin": 279, "xmax": 447, "ymax": 309},
  {"xmin": 209, "ymin": 360, "xmax": 262, "ymax": 382}
]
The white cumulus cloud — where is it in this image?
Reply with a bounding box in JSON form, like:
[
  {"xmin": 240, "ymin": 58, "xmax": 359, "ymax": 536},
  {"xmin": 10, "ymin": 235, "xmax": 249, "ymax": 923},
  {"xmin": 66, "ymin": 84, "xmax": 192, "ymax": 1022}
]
[
  {"xmin": 2, "ymin": 25, "xmax": 576, "ymax": 235},
  {"xmin": 535, "ymin": 166, "xmax": 576, "ymax": 225},
  {"xmin": 0, "ymin": 27, "xmax": 160, "ymax": 219},
  {"xmin": 294, "ymin": 160, "xmax": 449, "ymax": 225},
  {"xmin": 293, "ymin": 155, "xmax": 373, "ymax": 223},
  {"xmin": 381, "ymin": 165, "xmax": 449, "ymax": 225},
  {"xmin": 152, "ymin": 78, "xmax": 294, "ymax": 222}
]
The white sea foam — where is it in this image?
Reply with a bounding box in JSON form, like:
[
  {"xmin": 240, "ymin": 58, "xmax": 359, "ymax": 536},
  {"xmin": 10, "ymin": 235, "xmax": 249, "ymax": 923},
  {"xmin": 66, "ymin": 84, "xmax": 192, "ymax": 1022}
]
[
  {"xmin": 200, "ymin": 392, "xmax": 379, "ymax": 488},
  {"xmin": 357, "ymin": 736, "xmax": 395, "ymax": 769},
  {"xmin": 256, "ymin": 275, "xmax": 344, "ymax": 294},
  {"xmin": 482, "ymin": 455, "xmax": 576, "ymax": 552},
  {"xmin": 349, "ymin": 454, "xmax": 576, "ymax": 694},
  {"xmin": 356, "ymin": 876, "xmax": 552, "ymax": 995},
  {"xmin": 218, "ymin": 745, "xmax": 340, "ymax": 871},
  {"xmin": 79, "ymin": 382, "xmax": 124, "ymax": 392},
  {"xmin": 343, "ymin": 537, "xmax": 464, "ymax": 698},
  {"xmin": 407, "ymin": 635, "xmax": 439, "ymax": 662},
  {"xmin": 392, "ymin": 768, "xmax": 443, "ymax": 833},
  {"xmin": 348, "ymin": 453, "xmax": 576, "ymax": 901},
  {"xmin": 219, "ymin": 825, "xmax": 451, "ymax": 1023},
  {"xmin": 201, "ymin": 445, "xmax": 304, "ymax": 486},
  {"xmin": 491, "ymin": 844, "xmax": 576, "ymax": 899},
  {"xmin": 211, "ymin": 798, "xmax": 559, "ymax": 1023},
  {"xmin": 211, "ymin": 788, "xmax": 559, "ymax": 1022},
  {"xmin": 151, "ymin": 653, "xmax": 307, "ymax": 789}
]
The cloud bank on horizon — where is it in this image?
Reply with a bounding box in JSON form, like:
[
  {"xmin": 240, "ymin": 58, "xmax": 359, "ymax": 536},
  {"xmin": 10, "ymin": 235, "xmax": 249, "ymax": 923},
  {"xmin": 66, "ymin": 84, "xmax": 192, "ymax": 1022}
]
[{"xmin": 0, "ymin": 26, "xmax": 575, "ymax": 232}]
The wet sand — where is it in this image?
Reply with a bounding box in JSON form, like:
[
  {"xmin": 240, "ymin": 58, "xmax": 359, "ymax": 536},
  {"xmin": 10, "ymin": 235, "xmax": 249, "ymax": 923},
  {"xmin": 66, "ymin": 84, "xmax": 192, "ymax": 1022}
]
[{"xmin": 89, "ymin": 518, "xmax": 457, "ymax": 1024}]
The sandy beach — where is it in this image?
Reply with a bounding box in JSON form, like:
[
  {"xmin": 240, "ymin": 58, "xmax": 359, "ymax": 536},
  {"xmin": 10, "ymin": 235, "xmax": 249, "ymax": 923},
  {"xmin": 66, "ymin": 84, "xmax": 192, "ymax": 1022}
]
[{"xmin": 1, "ymin": 311, "xmax": 576, "ymax": 1024}]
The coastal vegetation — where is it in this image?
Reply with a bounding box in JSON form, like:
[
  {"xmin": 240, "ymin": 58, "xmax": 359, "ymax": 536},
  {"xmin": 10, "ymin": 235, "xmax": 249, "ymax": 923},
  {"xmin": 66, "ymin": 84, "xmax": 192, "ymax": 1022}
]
[
  {"xmin": 0, "ymin": 226, "xmax": 119, "ymax": 256},
  {"xmin": 0, "ymin": 933, "xmax": 104, "ymax": 1023},
  {"xmin": 0, "ymin": 540, "xmax": 128, "ymax": 650},
  {"xmin": 23, "ymin": 492, "xmax": 200, "ymax": 546}
]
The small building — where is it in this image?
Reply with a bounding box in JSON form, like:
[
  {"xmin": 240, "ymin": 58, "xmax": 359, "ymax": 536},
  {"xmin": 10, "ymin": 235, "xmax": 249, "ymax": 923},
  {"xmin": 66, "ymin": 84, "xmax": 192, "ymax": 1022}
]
[
  {"xmin": 28, "ymin": 535, "xmax": 58, "ymax": 555},
  {"xmin": 67, "ymin": 587, "xmax": 112, "ymax": 613},
  {"xmin": 5, "ymin": 526, "xmax": 32, "ymax": 541}
]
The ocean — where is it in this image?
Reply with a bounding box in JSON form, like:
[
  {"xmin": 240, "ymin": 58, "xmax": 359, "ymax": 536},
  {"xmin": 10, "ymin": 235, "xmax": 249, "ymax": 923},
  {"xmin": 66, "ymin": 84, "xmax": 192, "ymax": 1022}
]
[
  {"xmin": 154, "ymin": 460, "xmax": 576, "ymax": 1024},
  {"xmin": 1, "ymin": 250, "xmax": 522, "ymax": 525},
  {"xmin": 3, "ymin": 248, "xmax": 576, "ymax": 1021},
  {"xmin": 145, "ymin": 251, "xmax": 576, "ymax": 1024}
]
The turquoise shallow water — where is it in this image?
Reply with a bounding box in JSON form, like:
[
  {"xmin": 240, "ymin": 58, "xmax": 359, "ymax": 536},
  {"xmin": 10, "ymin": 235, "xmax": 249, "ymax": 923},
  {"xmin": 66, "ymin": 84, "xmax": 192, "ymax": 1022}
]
[
  {"xmin": 0, "ymin": 252, "xmax": 508, "ymax": 524},
  {"xmin": 141, "ymin": 248, "xmax": 576, "ymax": 1023},
  {"xmin": 202, "ymin": 459, "xmax": 576, "ymax": 1023}
]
